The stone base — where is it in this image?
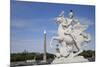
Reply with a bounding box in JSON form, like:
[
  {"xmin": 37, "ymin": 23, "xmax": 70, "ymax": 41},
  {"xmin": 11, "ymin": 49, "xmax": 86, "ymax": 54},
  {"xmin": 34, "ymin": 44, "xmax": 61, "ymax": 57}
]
[{"xmin": 52, "ymin": 56, "xmax": 88, "ymax": 64}]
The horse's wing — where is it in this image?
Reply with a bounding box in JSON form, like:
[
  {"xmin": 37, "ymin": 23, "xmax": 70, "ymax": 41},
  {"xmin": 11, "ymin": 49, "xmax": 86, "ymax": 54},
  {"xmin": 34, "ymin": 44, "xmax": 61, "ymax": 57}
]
[{"xmin": 72, "ymin": 23, "xmax": 88, "ymax": 35}]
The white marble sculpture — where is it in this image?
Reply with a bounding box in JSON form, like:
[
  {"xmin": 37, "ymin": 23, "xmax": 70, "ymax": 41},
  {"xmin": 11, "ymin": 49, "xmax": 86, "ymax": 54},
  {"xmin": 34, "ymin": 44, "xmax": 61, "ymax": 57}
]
[{"xmin": 50, "ymin": 10, "xmax": 91, "ymax": 63}]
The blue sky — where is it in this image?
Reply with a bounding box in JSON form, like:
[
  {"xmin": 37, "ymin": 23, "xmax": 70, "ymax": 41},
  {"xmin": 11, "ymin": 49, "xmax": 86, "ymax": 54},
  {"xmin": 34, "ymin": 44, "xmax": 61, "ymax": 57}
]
[{"xmin": 10, "ymin": 1, "xmax": 95, "ymax": 53}]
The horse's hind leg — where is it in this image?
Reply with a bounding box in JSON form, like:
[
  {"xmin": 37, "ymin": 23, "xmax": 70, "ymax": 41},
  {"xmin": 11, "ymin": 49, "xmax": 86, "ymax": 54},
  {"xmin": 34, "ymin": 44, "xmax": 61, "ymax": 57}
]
[
  {"xmin": 73, "ymin": 43, "xmax": 83, "ymax": 57},
  {"xmin": 74, "ymin": 49, "xmax": 83, "ymax": 57}
]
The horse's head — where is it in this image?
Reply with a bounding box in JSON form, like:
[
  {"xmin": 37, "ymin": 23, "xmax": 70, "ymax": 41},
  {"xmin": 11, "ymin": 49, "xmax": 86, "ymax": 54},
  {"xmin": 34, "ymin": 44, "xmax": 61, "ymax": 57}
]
[
  {"xmin": 55, "ymin": 16, "xmax": 68, "ymax": 27},
  {"xmin": 55, "ymin": 16, "xmax": 64, "ymax": 24}
]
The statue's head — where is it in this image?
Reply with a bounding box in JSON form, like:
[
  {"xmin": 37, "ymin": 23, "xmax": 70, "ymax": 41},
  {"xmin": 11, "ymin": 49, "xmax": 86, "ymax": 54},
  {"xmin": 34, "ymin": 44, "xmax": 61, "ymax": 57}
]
[{"xmin": 68, "ymin": 10, "xmax": 74, "ymax": 19}]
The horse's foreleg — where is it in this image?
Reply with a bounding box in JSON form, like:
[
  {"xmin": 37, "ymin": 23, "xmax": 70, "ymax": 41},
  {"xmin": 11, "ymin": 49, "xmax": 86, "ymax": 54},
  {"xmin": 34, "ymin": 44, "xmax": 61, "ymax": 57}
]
[{"xmin": 50, "ymin": 36, "xmax": 61, "ymax": 48}]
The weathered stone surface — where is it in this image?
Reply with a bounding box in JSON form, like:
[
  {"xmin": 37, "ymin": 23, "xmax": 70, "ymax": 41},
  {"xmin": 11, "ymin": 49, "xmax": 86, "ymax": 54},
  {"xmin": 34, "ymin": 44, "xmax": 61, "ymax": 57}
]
[{"xmin": 52, "ymin": 56, "xmax": 88, "ymax": 64}]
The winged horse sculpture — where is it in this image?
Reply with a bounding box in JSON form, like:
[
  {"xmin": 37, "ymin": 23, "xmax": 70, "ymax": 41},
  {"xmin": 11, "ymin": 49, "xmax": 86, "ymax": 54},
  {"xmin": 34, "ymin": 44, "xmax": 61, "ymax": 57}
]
[{"xmin": 50, "ymin": 10, "xmax": 91, "ymax": 57}]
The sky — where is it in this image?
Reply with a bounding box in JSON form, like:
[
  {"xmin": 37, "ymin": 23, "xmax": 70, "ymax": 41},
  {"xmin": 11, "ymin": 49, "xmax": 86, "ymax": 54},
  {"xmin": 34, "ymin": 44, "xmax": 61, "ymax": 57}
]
[{"xmin": 10, "ymin": 1, "xmax": 95, "ymax": 54}]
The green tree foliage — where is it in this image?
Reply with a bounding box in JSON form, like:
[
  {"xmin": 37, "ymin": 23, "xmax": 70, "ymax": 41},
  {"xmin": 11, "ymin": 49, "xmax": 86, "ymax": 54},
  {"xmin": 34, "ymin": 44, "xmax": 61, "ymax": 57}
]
[
  {"xmin": 11, "ymin": 50, "xmax": 95, "ymax": 62},
  {"xmin": 79, "ymin": 50, "xmax": 95, "ymax": 58},
  {"xmin": 11, "ymin": 51, "xmax": 55, "ymax": 62}
]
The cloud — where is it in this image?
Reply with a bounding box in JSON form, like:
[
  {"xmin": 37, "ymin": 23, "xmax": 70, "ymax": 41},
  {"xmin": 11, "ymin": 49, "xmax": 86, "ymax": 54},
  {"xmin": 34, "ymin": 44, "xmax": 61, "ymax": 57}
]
[
  {"xmin": 11, "ymin": 38, "xmax": 44, "ymax": 53},
  {"xmin": 76, "ymin": 17, "xmax": 94, "ymax": 26},
  {"xmin": 10, "ymin": 36, "xmax": 56, "ymax": 54},
  {"xmin": 11, "ymin": 14, "xmax": 95, "ymax": 54},
  {"xmin": 11, "ymin": 18, "xmax": 54, "ymax": 29}
]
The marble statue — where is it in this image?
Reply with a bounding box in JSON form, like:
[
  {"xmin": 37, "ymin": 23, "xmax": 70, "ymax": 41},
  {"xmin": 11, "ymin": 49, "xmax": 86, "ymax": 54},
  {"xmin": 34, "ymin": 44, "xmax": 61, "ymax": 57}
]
[{"xmin": 50, "ymin": 10, "xmax": 91, "ymax": 63}]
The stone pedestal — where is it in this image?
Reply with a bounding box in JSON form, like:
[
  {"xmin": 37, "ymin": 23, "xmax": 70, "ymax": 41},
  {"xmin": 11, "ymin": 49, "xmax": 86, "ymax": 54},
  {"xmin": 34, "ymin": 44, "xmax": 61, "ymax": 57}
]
[{"xmin": 52, "ymin": 56, "xmax": 88, "ymax": 64}]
